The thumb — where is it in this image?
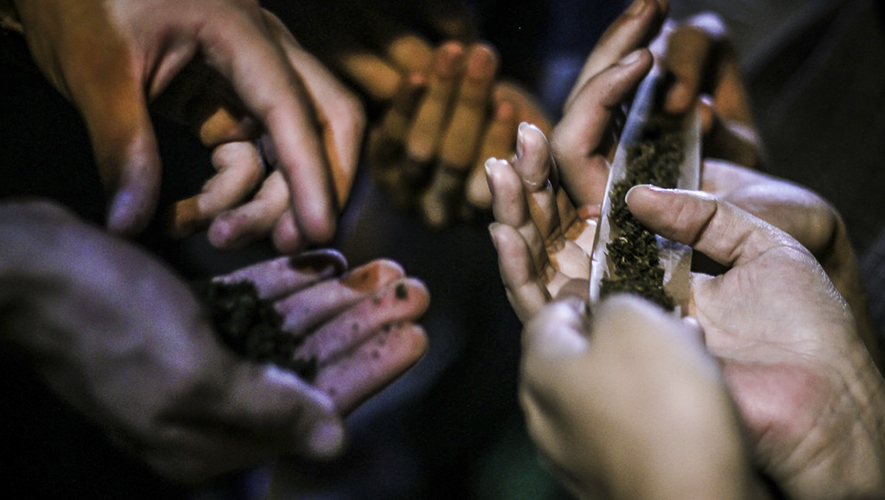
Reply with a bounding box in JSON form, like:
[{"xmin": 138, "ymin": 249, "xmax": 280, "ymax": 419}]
[
  {"xmin": 77, "ymin": 76, "xmax": 161, "ymax": 235},
  {"xmin": 228, "ymin": 364, "xmax": 347, "ymax": 461},
  {"xmin": 521, "ymin": 297, "xmax": 591, "ymax": 390}
]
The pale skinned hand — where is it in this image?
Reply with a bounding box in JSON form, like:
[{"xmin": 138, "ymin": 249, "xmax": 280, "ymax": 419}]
[
  {"xmin": 489, "ymin": 123, "xmax": 878, "ymax": 361},
  {"xmin": 521, "ymin": 295, "xmax": 758, "ymax": 500},
  {"xmin": 491, "ymin": 0, "xmax": 881, "ymax": 362},
  {"xmin": 9, "ymin": 0, "xmax": 363, "ymax": 251},
  {"xmin": 560, "ymin": 2, "xmax": 761, "ymax": 171},
  {"xmin": 626, "ymin": 186, "xmax": 885, "ymax": 499},
  {"xmin": 0, "ymin": 200, "xmax": 429, "ymax": 485}
]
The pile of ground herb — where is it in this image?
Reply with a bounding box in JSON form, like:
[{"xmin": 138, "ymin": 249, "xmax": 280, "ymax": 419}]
[
  {"xmin": 193, "ymin": 280, "xmax": 318, "ymax": 382},
  {"xmin": 600, "ymin": 113, "xmax": 684, "ymax": 311}
]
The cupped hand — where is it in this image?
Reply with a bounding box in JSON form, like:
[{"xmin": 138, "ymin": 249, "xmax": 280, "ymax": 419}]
[
  {"xmin": 12, "ymin": 0, "xmax": 363, "ymax": 250},
  {"xmin": 701, "ymin": 160, "xmax": 881, "ymax": 365},
  {"xmin": 627, "ymin": 186, "xmax": 885, "ymax": 500},
  {"xmin": 520, "ymin": 295, "xmax": 757, "ymax": 500},
  {"xmin": 0, "ymin": 200, "xmax": 428, "ymax": 485}
]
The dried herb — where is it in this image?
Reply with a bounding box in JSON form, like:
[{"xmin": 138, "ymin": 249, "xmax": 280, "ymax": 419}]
[
  {"xmin": 600, "ymin": 113, "xmax": 684, "ymax": 310},
  {"xmin": 194, "ymin": 280, "xmax": 318, "ymax": 382}
]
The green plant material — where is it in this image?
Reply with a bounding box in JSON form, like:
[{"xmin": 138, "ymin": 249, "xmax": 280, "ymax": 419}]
[{"xmin": 600, "ymin": 113, "xmax": 684, "ymax": 311}]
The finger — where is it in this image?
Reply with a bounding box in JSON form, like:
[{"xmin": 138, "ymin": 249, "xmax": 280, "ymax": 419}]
[
  {"xmin": 487, "ymin": 158, "xmax": 551, "ymax": 278},
  {"xmin": 467, "ymin": 99, "xmax": 518, "ymax": 209},
  {"xmin": 369, "ymin": 73, "xmax": 427, "ymax": 188},
  {"xmin": 337, "ymin": 49, "xmax": 406, "ymax": 101},
  {"xmin": 267, "ymin": 12, "xmax": 366, "ymax": 211},
  {"xmin": 68, "ymin": 54, "xmax": 162, "ymax": 235},
  {"xmin": 663, "ymin": 14, "xmax": 753, "ymax": 125},
  {"xmin": 521, "ymin": 296, "xmax": 590, "ymax": 366},
  {"xmin": 275, "ymin": 260, "xmax": 407, "ymax": 336},
  {"xmin": 661, "ymin": 22, "xmax": 716, "ymax": 114},
  {"xmin": 420, "ymin": 43, "xmax": 498, "ymax": 226},
  {"xmin": 215, "ymin": 250, "xmax": 348, "ymax": 301},
  {"xmin": 385, "ymin": 34, "xmax": 435, "ymax": 75},
  {"xmin": 564, "ymin": 0, "xmax": 667, "ymax": 112},
  {"xmin": 293, "ymin": 277, "xmax": 430, "ymax": 363},
  {"xmin": 494, "ymin": 81, "xmax": 554, "ymax": 134},
  {"xmin": 701, "ymin": 160, "xmax": 836, "ymax": 255},
  {"xmin": 272, "ymin": 208, "xmax": 305, "ymax": 254},
  {"xmin": 225, "ymin": 364, "xmax": 346, "ymax": 461},
  {"xmin": 439, "ymin": 43, "xmax": 498, "ymax": 167},
  {"xmin": 152, "ymin": 61, "xmax": 261, "ymax": 146},
  {"xmin": 207, "ymin": 171, "xmax": 289, "ymax": 249},
  {"xmin": 514, "ymin": 125, "xmax": 593, "ymax": 286},
  {"xmin": 513, "ymin": 123, "xmax": 560, "ymax": 238},
  {"xmin": 203, "ymin": 13, "xmax": 337, "ymax": 244},
  {"xmin": 315, "ymin": 322, "xmax": 428, "ymax": 414},
  {"xmin": 489, "ymin": 222, "xmax": 552, "ymax": 322},
  {"xmin": 167, "ymin": 141, "xmax": 265, "ymax": 238},
  {"xmin": 552, "ymin": 49, "xmax": 653, "ymax": 207},
  {"xmin": 348, "ymin": 3, "xmax": 434, "ymax": 75},
  {"xmin": 700, "ymin": 99, "xmax": 762, "ymax": 168},
  {"xmin": 406, "ymin": 42, "xmax": 466, "ymax": 163},
  {"xmin": 625, "ymin": 185, "xmax": 802, "ymax": 267}
]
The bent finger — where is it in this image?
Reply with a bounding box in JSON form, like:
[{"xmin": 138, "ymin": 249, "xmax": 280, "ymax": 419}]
[{"xmin": 167, "ymin": 141, "xmax": 265, "ymax": 238}]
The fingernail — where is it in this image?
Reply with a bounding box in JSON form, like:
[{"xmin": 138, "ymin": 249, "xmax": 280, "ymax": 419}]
[
  {"xmin": 484, "ymin": 157, "xmax": 499, "ymax": 177},
  {"xmin": 625, "ymin": 184, "xmax": 669, "ymax": 204},
  {"xmin": 626, "ymin": 0, "xmax": 647, "ymax": 16},
  {"xmin": 516, "ymin": 122, "xmax": 529, "ymax": 159},
  {"xmin": 618, "ymin": 49, "xmax": 644, "ymax": 67},
  {"xmin": 288, "ymin": 250, "xmax": 346, "ymax": 277},
  {"xmin": 107, "ymin": 190, "xmax": 142, "ymax": 235},
  {"xmin": 308, "ymin": 421, "xmax": 345, "ymax": 458}
]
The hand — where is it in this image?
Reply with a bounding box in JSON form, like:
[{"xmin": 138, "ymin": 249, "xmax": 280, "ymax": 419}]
[
  {"xmin": 285, "ymin": 0, "xmax": 551, "ymax": 227},
  {"xmin": 368, "ymin": 41, "xmax": 552, "ymax": 227},
  {"xmin": 701, "ymin": 161, "xmax": 882, "ymax": 366},
  {"xmin": 486, "ymin": 48, "xmax": 654, "ymax": 321},
  {"xmin": 656, "ymin": 13, "xmax": 762, "ymax": 169},
  {"xmin": 521, "ymin": 295, "xmax": 757, "ymax": 500},
  {"xmin": 626, "ymin": 186, "xmax": 885, "ymax": 500},
  {"xmin": 0, "ymin": 200, "xmax": 429, "ymax": 484},
  {"xmin": 160, "ymin": 9, "xmax": 365, "ymax": 253},
  {"xmin": 11, "ymin": 0, "xmax": 363, "ymax": 249}
]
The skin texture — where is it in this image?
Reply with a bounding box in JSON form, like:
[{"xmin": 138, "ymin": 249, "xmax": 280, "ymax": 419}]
[
  {"xmin": 628, "ymin": 186, "xmax": 885, "ymax": 499},
  {"xmin": 521, "ymin": 295, "xmax": 758, "ymax": 500},
  {"xmin": 285, "ymin": 0, "xmax": 551, "ymax": 227},
  {"xmin": 488, "ymin": 0, "xmax": 880, "ymax": 365},
  {"xmin": 488, "ymin": 1, "xmax": 885, "ymax": 496},
  {"xmin": 0, "ymin": 200, "xmax": 429, "ymax": 485},
  {"xmin": 9, "ymin": 0, "xmax": 364, "ymax": 253}
]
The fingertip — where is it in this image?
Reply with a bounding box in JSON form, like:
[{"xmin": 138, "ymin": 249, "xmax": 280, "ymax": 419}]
[
  {"xmin": 624, "ymin": 183, "xmax": 665, "ymax": 206},
  {"xmin": 664, "ymin": 80, "xmax": 694, "ymax": 114},
  {"xmin": 107, "ymin": 184, "xmax": 157, "ymax": 236},
  {"xmin": 466, "ymin": 43, "xmax": 499, "ymax": 80},
  {"xmin": 435, "ymin": 41, "xmax": 466, "ymax": 78},
  {"xmin": 273, "ymin": 211, "xmax": 306, "ymax": 254},
  {"xmin": 305, "ymin": 419, "xmax": 347, "ymax": 460}
]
